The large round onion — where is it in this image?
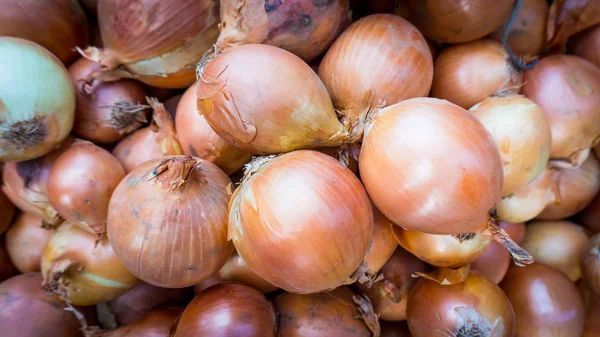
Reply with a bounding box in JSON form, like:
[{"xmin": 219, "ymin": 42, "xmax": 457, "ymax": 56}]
[
  {"xmin": 0, "ymin": 38, "xmax": 75, "ymax": 161},
  {"xmin": 582, "ymin": 234, "xmax": 600, "ymax": 296},
  {"xmin": 572, "ymin": 24, "xmax": 600, "ymax": 68},
  {"xmin": 470, "ymin": 95, "xmax": 551, "ymax": 196},
  {"xmin": 431, "ymin": 39, "xmax": 523, "ymax": 110},
  {"xmin": 176, "ymin": 83, "xmax": 251, "ymax": 174},
  {"xmin": 229, "ymin": 150, "xmax": 373, "ymax": 293},
  {"xmin": 95, "ymin": 308, "xmax": 181, "ymax": 337},
  {"xmin": 5, "ymin": 213, "xmax": 53, "ymax": 273},
  {"xmin": 522, "ymin": 54, "xmax": 600, "ymax": 168},
  {"xmin": 107, "ymin": 156, "xmax": 232, "ymax": 288}
]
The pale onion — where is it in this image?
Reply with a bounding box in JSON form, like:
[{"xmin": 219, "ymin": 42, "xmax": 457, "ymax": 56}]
[
  {"xmin": 5, "ymin": 213, "xmax": 53, "ymax": 273},
  {"xmin": 572, "ymin": 24, "xmax": 600, "ymax": 68},
  {"xmin": 0, "ymin": 38, "xmax": 75, "ymax": 161}
]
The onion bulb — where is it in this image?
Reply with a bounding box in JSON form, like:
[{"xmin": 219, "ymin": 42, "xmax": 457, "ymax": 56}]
[
  {"xmin": 522, "ymin": 54, "xmax": 600, "ymax": 168},
  {"xmin": 501, "ymin": 262, "xmax": 585, "ymax": 337},
  {"xmin": 172, "ymin": 284, "xmax": 276, "ymax": 337},
  {"xmin": 176, "ymin": 83, "xmax": 251, "ymax": 174},
  {"xmin": 572, "ymin": 24, "xmax": 600, "ymax": 68},
  {"xmin": 470, "ymin": 95, "xmax": 551, "ymax": 196},
  {"xmin": 432, "ymin": 39, "xmax": 523, "ymax": 110},
  {"xmin": 547, "ymin": 0, "xmax": 600, "ymax": 51},
  {"xmin": 582, "ymin": 233, "xmax": 600, "ymax": 296},
  {"xmin": 0, "ymin": 238, "xmax": 18, "ymax": 282},
  {"xmin": 5, "ymin": 213, "xmax": 53, "ymax": 273},
  {"xmin": 107, "ymin": 156, "xmax": 233, "ymax": 288},
  {"xmin": 47, "ymin": 140, "xmax": 125, "ymax": 236},
  {"xmin": 0, "ymin": 38, "xmax": 75, "ymax": 161},
  {"xmin": 580, "ymin": 192, "xmax": 600, "ymax": 234},
  {"xmin": 91, "ymin": 308, "xmax": 181, "ymax": 337},
  {"xmin": 229, "ymin": 151, "xmax": 373, "ymax": 293}
]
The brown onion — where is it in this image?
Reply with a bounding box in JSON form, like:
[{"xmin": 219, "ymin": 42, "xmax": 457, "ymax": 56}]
[
  {"xmin": 5, "ymin": 213, "xmax": 53, "ymax": 273},
  {"xmin": 381, "ymin": 321, "xmax": 411, "ymax": 337},
  {"xmin": 547, "ymin": 0, "xmax": 600, "ymax": 51},
  {"xmin": 176, "ymin": 83, "xmax": 251, "ymax": 174},
  {"xmin": 580, "ymin": 191, "xmax": 600, "ymax": 234},
  {"xmin": 432, "ymin": 39, "xmax": 523, "ymax": 110},
  {"xmin": 522, "ymin": 54, "xmax": 600, "ymax": 168},
  {"xmin": 172, "ymin": 284, "xmax": 276, "ymax": 337},
  {"xmin": 572, "ymin": 24, "xmax": 600, "ymax": 68},
  {"xmin": 582, "ymin": 233, "xmax": 600, "ymax": 296},
  {"xmin": 501, "ymin": 262, "xmax": 585, "ymax": 337},
  {"xmin": 407, "ymin": 272, "xmax": 515, "ymax": 337},
  {"xmin": 0, "ymin": 237, "xmax": 18, "ymax": 282},
  {"xmin": 108, "ymin": 156, "xmax": 232, "ymax": 288},
  {"xmin": 69, "ymin": 58, "xmax": 148, "ymax": 144},
  {"xmin": 93, "ymin": 308, "xmax": 181, "ymax": 337},
  {"xmin": 48, "ymin": 140, "xmax": 125, "ymax": 236},
  {"xmin": 396, "ymin": 0, "xmax": 514, "ymax": 43},
  {"xmin": 470, "ymin": 95, "xmax": 551, "ymax": 196},
  {"xmin": 229, "ymin": 151, "xmax": 373, "ymax": 293}
]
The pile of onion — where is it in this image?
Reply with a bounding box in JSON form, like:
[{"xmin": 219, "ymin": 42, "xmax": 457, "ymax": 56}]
[
  {"xmin": 91, "ymin": 308, "xmax": 181, "ymax": 337},
  {"xmin": 5, "ymin": 213, "xmax": 53, "ymax": 273},
  {"xmin": 229, "ymin": 150, "xmax": 373, "ymax": 293},
  {"xmin": 522, "ymin": 54, "xmax": 600, "ymax": 168},
  {"xmin": 572, "ymin": 24, "xmax": 600, "ymax": 68},
  {"xmin": 0, "ymin": 38, "xmax": 75, "ymax": 161},
  {"xmin": 107, "ymin": 156, "xmax": 232, "ymax": 288},
  {"xmin": 547, "ymin": 0, "xmax": 600, "ymax": 51},
  {"xmin": 582, "ymin": 233, "xmax": 600, "ymax": 296}
]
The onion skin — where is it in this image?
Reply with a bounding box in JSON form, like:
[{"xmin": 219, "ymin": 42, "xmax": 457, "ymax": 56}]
[
  {"xmin": 0, "ymin": 238, "xmax": 18, "ymax": 282},
  {"xmin": 580, "ymin": 192, "xmax": 600, "ymax": 234},
  {"xmin": 396, "ymin": 0, "xmax": 514, "ymax": 43},
  {"xmin": 107, "ymin": 156, "xmax": 233, "ymax": 288},
  {"xmin": 176, "ymin": 83, "xmax": 251, "ymax": 174},
  {"xmin": 5, "ymin": 213, "xmax": 53, "ymax": 273},
  {"xmin": 172, "ymin": 284, "xmax": 276, "ymax": 337},
  {"xmin": 432, "ymin": 39, "xmax": 523, "ymax": 110},
  {"xmin": 522, "ymin": 54, "xmax": 600, "ymax": 168},
  {"xmin": 229, "ymin": 151, "xmax": 373, "ymax": 294},
  {"xmin": 582, "ymin": 234, "xmax": 600, "ymax": 296},
  {"xmin": 572, "ymin": 24, "xmax": 600, "ymax": 68},
  {"xmin": 99, "ymin": 308, "xmax": 181, "ymax": 337},
  {"xmin": 501, "ymin": 263, "xmax": 585, "ymax": 337}
]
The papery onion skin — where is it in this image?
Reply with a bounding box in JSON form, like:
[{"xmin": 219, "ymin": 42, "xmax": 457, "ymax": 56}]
[
  {"xmin": 360, "ymin": 98, "xmax": 503, "ymax": 235},
  {"xmin": 432, "ymin": 39, "xmax": 523, "ymax": 110},
  {"xmin": 396, "ymin": 0, "xmax": 514, "ymax": 43},
  {"xmin": 230, "ymin": 150, "xmax": 373, "ymax": 293},
  {"xmin": 522, "ymin": 54, "xmax": 600, "ymax": 168},
  {"xmin": 359, "ymin": 207, "xmax": 399, "ymax": 281},
  {"xmin": 0, "ymin": 38, "xmax": 75, "ymax": 162},
  {"xmin": 0, "ymin": 238, "xmax": 18, "ymax": 282},
  {"xmin": 198, "ymin": 44, "xmax": 347, "ymax": 154},
  {"xmin": 172, "ymin": 284, "xmax": 276, "ymax": 337},
  {"xmin": 176, "ymin": 83, "xmax": 251, "ymax": 174},
  {"xmin": 108, "ymin": 156, "xmax": 233, "ymax": 288},
  {"xmin": 470, "ymin": 95, "xmax": 551, "ymax": 196},
  {"xmin": 572, "ymin": 24, "xmax": 600, "ymax": 68},
  {"xmin": 6, "ymin": 213, "xmax": 53, "ymax": 273},
  {"xmin": 580, "ymin": 192, "xmax": 600, "ymax": 234},
  {"xmin": 501, "ymin": 262, "xmax": 585, "ymax": 337},
  {"xmin": 582, "ymin": 234, "xmax": 600, "ymax": 296},
  {"xmin": 99, "ymin": 308, "xmax": 182, "ymax": 337}
]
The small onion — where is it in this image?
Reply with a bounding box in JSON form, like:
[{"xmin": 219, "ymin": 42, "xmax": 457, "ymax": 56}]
[
  {"xmin": 501, "ymin": 263, "xmax": 585, "ymax": 337},
  {"xmin": 547, "ymin": 0, "xmax": 600, "ymax": 51},
  {"xmin": 5, "ymin": 213, "xmax": 53, "ymax": 273},
  {"xmin": 580, "ymin": 192, "xmax": 600, "ymax": 234},
  {"xmin": 0, "ymin": 238, "xmax": 18, "ymax": 282},
  {"xmin": 93, "ymin": 308, "xmax": 181, "ymax": 337},
  {"xmin": 176, "ymin": 83, "xmax": 251, "ymax": 174},
  {"xmin": 572, "ymin": 24, "xmax": 600, "ymax": 68},
  {"xmin": 48, "ymin": 140, "xmax": 125, "ymax": 236},
  {"xmin": 381, "ymin": 321, "xmax": 411, "ymax": 337},
  {"xmin": 172, "ymin": 284, "xmax": 276, "ymax": 337},
  {"xmin": 522, "ymin": 54, "xmax": 600, "ymax": 168},
  {"xmin": 107, "ymin": 156, "xmax": 233, "ymax": 288},
  {"xmin": 432, "ymin": 39, "xmax": 523, "ymax": 110},
  {"xmin": 229, "ymin": 151, "xmax": 373, "ymax": 293},
  {"xmin": 0, "ymin": 38, "xmax": 75, "ymax": 161},
  {"xmin": 582, "ymin": 233, "xmax": 600, "ymax": 296}
]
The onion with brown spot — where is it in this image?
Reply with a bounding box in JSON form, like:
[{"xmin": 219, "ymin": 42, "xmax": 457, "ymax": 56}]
[{"xmin": 6, "ymin": 213, "xmax": 53, "ymax": 273}]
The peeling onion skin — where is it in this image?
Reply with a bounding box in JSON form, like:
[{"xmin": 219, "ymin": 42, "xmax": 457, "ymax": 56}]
[
  {"xmin": 99, "ymin": 308, "xmax": 182, "ymax": 337},
  {"xmin": 572, "ymin": 24, "xmax": 600, "ymax": 68},
  {"xmin": 582, "ymin": 234, "xmax": 600, "ymax": 297},
  {"xmin": 172, "ymin": 284, "xmax": 276, "ymax": 337},
  {"xmin": 501, "ymin": 263, "xmax": 585, "ymax": 337},
  {"xmin": 5, "ymin": 213, "xmax": 53, "ymax": 273},
  {"xmin": 229, "ymin": 150, "xmax": 373, "ymax": 294}
]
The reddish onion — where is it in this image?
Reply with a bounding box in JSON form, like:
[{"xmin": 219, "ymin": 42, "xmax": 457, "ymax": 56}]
[
  {"xmin": 5, "ymin": 213, "xmax": 53, "ymax": 273},
  {"xmin": 432, "ymin": 39, "xmax": 523, "ymax": 110},
  {"xmin": 580, "ymin": 192, "xmax": 600, "ymax": 234},
  {"xmin": 0, "ymin": 237, "xmax": 18, "ymax": 282},
  {"xmin": 229, "ymin": 151, "xmax": 373, "ymax": 293},
  {"xmin": 547, "ymin": 0, "xmax": 600, "ymax": 51},
  {"xmin": 572, "ymin": 24, "xmax": 600, "ymax": 68},
  {"xmin": 47, "ymin": 140, "xmax": 125, "ymax": 236},
  {"xmin": 582, "ymin": 233, "xmax": 600, "ymax": 296},
  {"xmin": 176, "ymin": 83, "xmax": 251, "ymax": 174},
  {"xmin": 522, "ymin": 54, "xmax": 600, "ymax": 168},
  {"xmin": 172, "ymin": 284, "xmax": 276, "ymax": 337},
  {"xmin": 108, "ymin": 156, "xmax": 232, "ymax": 288},
  {"xmin": 501, "ymin": 262, "xmax": 585, "ymax": 337},
  {"xmin": 92, "ymin": 308, "xmax": 181, "ymax": 337}
]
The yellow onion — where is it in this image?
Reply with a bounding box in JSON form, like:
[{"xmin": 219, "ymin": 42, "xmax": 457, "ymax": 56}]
[
  {"xmin": 6, "ymin": 213, "xmax": 53, "ymax": 273},
  {"xmin": 572, "ymin": 24, "xmax": 600, "ymax": 68},
  {"xmin": 230, "ymin": 150, "xmax": 373, "ymax": 293}
]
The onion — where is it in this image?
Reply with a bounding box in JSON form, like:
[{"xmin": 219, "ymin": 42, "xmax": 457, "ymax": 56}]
[
  {"xmin": 84, "ymin": 0, "xmax": 219, "ymax": 88},
  {"xmin": 0, "ymin": 0, "xmax": 89, "ymax": 65},
  {"xmin": 501, "ymin": 262, "xmax": 585, "ymax": 337},
  {"xmin": 354, "ymin": 247, "xmax": 429, "ymax": 321},
  {"xmin": 172, "ymin": 284, "xmax": 276, "ymax": 337},
  {"xmin": 198, "ymin": 44, "xmax": 349, "ymax": 155},
  {"xmin": 112, "ymin": 98, "xmax": 184, "ymax": 173},
  {"xmin": 164, "ymin": 94, "xmax": 182, "ymax": 120},
  {"xmin": 273, "ymin": 286, "xmax": 380, "ymax": 337},
  {"xmin": 0, "ymin": 237, "xmax": 18, "ymax": 282},
  {"xmin": 407, "ymin": 272, "xmax": 515, "ymax": 337},
  {"xmin": 502, "ymin": 221, "xmax": 527, "ymax": 245},
  {"xmin": 381, "ymin": 321, "xmax": 411, "ymax": 337},
  {"xmin": 5, "ymin": 213, "xmax": 53, "ymax": 273},
  {"xmin": 318, "ymin": 14, "xmax": 433, "ymax": 133},
  {"xmin": 107, "ymin": 156, "xmax": 232, "ymax": 288},
  {"xmin": 580, "ymin": 192, "xmax": 600, "ymax": 234},
  {"xmin": 176, "ymin": 83, "xmax": 251, "ymax": 174},
  {"xmin": 0, "ymin": 38, "xmax": 75, "ymax": 161},
  {"xmin": 47, "ymin": 140, "xmax": 125, "ymax": 236},
  {"xmin": 583, "ymin": 292, "xmax": 600, "ymax": 337},
  {"xmin": 0, "ymin": 169, "xmax": 15, "ymax": 234},
  {"xmin": 229, "ymin": 151, "xmax": 373, "ymax": 293},
  {"xmin": 395, "ymin": 0, "xmax": 514, "ymax": 43},
  {"xmin": 582, "ymin": 233, "xmax": 600, "ymax": 296},
  {"xmin": 572, "ymin": 24, "xmax": 600, "ymax": 68},
  {"xmin": 547, "ymin": 0, "xmax": 600, "ymax": 51},
  {"xmin": 92, "ymin": 308, "xmax": 181, "ymax": 337},
  {"xmin": 216, "ymin": 0, "xmax": 349, "ymax": 62},
  {"xmin": 431, "ymin": 39, "xmax": 523, "ymax": 110},
  {"xmin": 69, "ymin": 58, "xmax": 148, "ymax": 144},
  {"xmin": 470, "ymin": 95, "xmax": 551, "ymax": 196},
  {"xmin": 522, "ymin": 54, "xmax": 600, "ymax": 168}
]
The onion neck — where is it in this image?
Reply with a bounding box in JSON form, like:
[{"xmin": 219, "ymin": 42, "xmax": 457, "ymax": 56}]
[
  {"xmin": 146, "ymin": 97, "xmax": 184, "ymax": 156},
  {"xmin": 485, "ymin": 212, "xmax": 533, "ymax": 266},
  {"xmin": 42, "ymin": 257, "xmax": 82, "ymax": 300},
  {"xmin": 148, "ymin": 156, "xmax": 200, "ymax": 191},
  {"xmin": 353, "ymin": 294, "xmax": 381, "ymax": 337}
]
